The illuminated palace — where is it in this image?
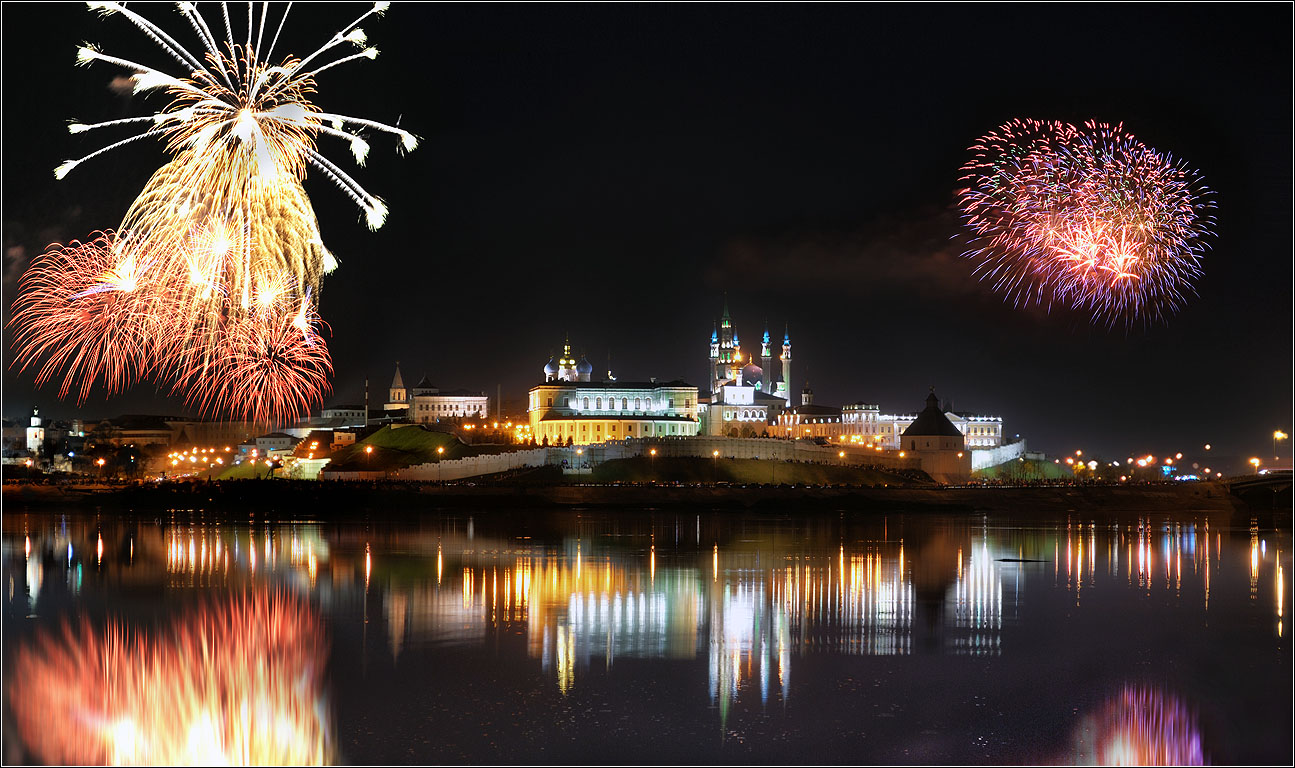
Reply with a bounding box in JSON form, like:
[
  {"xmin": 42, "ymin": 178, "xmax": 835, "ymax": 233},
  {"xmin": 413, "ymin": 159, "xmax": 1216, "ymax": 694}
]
[
  {"xmin": 700, "ymin": 299, "xmax": 796, "ymax": 437},
  {"xmin": 527, "ymin": 341, "xmax": 700, "ymax": 445}
]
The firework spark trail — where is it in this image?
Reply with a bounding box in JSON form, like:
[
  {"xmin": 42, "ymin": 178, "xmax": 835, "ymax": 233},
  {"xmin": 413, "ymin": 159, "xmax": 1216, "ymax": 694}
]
[
  {"xmin": 8, "ymin": 232, "xmax": 162, "ymax": 404},
  {"xmin": 8, "ymin": 591, "xmax": 334, "ymax": 766},
  {"xmin": 174, "ymin": 299, "xmax": 334, "ymax": 425},
  {"xmin": 9, "ymin": 2, "xmax": 411, "ymax": 424},
  {"xmin": 958, "ymin": 119, "xmax": 1215, "ymax": 327}
]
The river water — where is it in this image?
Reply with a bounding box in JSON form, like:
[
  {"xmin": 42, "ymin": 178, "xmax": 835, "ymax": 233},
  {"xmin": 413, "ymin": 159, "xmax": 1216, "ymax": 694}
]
[{"xmin": 3, "ymin": 506, "xmax": 1290, "ymax": 765}]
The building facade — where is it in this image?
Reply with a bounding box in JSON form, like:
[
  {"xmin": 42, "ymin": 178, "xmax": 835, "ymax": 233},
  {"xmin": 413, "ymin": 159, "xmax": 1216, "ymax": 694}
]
[
  {"xmin": 408, "ymin": 376, "xmax": 490, "ymax": 423},
  {"xmin": 529, "ymin": 343, "xmax": 699, "ymax": 445},
  {"xmin": 384, "ymin": 364, "xmax": 490, "ymax": 422},
  {"xmin": 899, "ymin": 390, "xmax": 972, "ymax": 483}
]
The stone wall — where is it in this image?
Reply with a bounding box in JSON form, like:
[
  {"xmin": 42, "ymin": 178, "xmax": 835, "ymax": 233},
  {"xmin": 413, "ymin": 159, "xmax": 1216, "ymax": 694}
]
[
  {"xmin": 321, "ymin": 437, "xmax": 923, "ymax": 482},
  {"xmin": 970, "ymin": 440, "xmax": 1027, "ymax": 471}
]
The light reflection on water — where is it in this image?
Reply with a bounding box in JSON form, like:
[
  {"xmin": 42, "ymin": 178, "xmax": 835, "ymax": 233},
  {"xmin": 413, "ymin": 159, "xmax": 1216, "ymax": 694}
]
[{"xmin": 3, "ymin": 510, "xmax": 1290, "ymax": 765}]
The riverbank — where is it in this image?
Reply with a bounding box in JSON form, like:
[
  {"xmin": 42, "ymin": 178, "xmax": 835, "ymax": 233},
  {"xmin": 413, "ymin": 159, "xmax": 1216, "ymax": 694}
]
[{"xmin": 0, "ymin": 478, "xmax": 1263, "ymax": 518}]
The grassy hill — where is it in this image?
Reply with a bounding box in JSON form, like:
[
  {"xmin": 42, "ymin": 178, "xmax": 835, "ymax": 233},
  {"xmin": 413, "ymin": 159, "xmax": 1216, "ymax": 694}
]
[
  {"xmin": 974, "ymin": 458, "xmax": 1072, "ymax": 481},
  {"xmin": 587, "ymin": 456, "xmax": 928, "ymax": 486},
  {"xmin": 327, "ymin": 426, "xmax": 467, "ymax": 471}
]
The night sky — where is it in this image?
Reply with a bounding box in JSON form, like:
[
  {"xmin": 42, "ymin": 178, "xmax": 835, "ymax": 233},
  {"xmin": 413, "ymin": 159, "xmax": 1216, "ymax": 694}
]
[{"xmin": 2, "ymin": 3, "xmax": 1291, "ymax": 467}]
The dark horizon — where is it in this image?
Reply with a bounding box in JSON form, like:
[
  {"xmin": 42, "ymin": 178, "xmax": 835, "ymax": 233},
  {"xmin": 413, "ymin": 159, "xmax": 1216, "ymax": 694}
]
[{"xmin": 3, "ymin": 2, "xmax": 1292, "ymax": 464}]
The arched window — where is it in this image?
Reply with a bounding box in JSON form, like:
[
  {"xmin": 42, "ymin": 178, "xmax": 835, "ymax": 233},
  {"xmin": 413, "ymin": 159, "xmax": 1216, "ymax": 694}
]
[
  {"xmin": 596, "ymin": 397, "xmax": 602, "ymax": 409},
  {"xmin": 645, "ymin": 397, "xmax": 653, "ymax": 410},
  {"xmin": 583, "ymin": 397, "xmax": 589, "ymax": 409},
  {"xmin": 621, "ymin": 398, "xmax": 628, "ymax": 410},
  {"xmin": 634, "ymin": 398, "xmax": 641, "ymax": 410}
]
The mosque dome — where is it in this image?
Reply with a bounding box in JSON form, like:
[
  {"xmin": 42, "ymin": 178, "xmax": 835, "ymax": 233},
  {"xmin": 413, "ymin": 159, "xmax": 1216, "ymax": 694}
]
[
  {"xmin": 575, "ymin": 356, "xmax": 594, "ymax": 376},
  {"xmin": 543, "ymin": 357, "xmax": 559, "ymax": 377}
]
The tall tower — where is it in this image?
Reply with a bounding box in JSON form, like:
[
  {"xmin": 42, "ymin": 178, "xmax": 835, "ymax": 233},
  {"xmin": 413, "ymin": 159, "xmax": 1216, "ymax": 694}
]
[
  {"xmin": 713, "ymin": 297, "xmax": 739, "ymax": 390},
  {"xmin": 389, "ymin": 362, "xmax": 406, "ymax": 406},
  {"xmin": 760, "ymin": 322, "xmax": 772, "ymax": 392},
  {"xmin": 26, "ymin": 406, "xmax": 44, "ymax": 455},
  {"xmin": 780, "ymin": 324, "xmax": 792, "ymax": 404},
  {"xmin": 708, "ymin": 321, "xmax": 719, "ymax": 390}
]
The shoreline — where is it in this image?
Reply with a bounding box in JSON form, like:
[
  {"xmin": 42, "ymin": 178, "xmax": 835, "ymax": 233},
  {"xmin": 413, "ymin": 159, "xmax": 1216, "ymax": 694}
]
[{"xmin": 1, "ymin": 479, "xmax": 1268, "ymax": 518}]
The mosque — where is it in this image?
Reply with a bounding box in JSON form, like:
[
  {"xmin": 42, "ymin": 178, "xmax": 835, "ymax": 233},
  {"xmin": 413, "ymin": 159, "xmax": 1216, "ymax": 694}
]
[{"xmin": 699, "ymin": 299, "xmax": 797, "ymax": 437}]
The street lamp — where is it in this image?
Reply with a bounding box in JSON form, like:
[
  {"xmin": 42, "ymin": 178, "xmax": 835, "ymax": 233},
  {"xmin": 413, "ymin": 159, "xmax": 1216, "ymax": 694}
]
[
  {"xmin": 1274, "ymin": 430, "xmax": 1288, "ymax": 460},
  {"xmin": 1250, "ymin": 457, "xmax": 1261, "ymax": 473}
]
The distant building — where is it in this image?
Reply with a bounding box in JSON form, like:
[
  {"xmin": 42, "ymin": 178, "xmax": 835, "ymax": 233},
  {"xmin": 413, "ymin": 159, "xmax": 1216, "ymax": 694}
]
[
  {"xmin": 26, "ymin": 407, "xmax": 44, "ymax": 454},
  {"xmin": 385, "ymin": 362, "xmax": 409, "ymax": 412},
  {"xmin": 321, "ymin": 405, "xmax": 367, "ymax": 425},
  {"xmin": 384, "ymin": 363, "xmax": 489, "ymax": 422},
  {"xmin": 254, "ymin": 432, "xmax": 300, "ymax": 453},
  {"xmin": 529, "ymin": 341, "xmax": 699, "ymax": 445},
  {"xmin": 777, "ymin": 393, "xmax": 845, "ymax": 440},
  {"xmin": 699, "ymin": 383, "xmax": 788, "ymax": 437},
  {"xmin": 707, "ymin": 299, "xmax": 793, "ymax": 404},
  {"xmin": 409, "ymin": 376, "xmax": 489, "ymax": 422},
  {"xmin": 899, "ymin": 390, "xmax": 971, "ymax": 483}
]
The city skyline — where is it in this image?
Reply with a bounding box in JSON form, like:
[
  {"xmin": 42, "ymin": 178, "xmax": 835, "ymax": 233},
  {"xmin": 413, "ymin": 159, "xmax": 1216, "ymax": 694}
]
[{"xmin": 2, "ymin": 3, "xmax": 1291, "ymax": 461}]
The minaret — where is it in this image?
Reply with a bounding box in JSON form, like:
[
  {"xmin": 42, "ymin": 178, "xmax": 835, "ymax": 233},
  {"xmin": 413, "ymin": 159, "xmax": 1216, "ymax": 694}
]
[
  {"xmin": 760, "ymin": 322, "xmax": 772, "ymax": 392},
  {"xmin": 716, "ymin": 296, "xmax": 738, "ymax": 389},
  {"xmin": 780, "ymin": 324, "xmax": 793, "ymax": 404},
  {"xmin": 709, "ymin": 321, "xmax": 719, "ymax": 392}
]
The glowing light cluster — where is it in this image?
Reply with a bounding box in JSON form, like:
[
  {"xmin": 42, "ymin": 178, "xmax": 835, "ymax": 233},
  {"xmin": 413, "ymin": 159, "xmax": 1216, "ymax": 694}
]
[
  {"xmin": 10, "ymin": 2, "xmax": 414, "ymax": 423},
  {"xmin": 958, "ymin": 118, "xmax": 1215, "ymax": 327},
  {"xmin": 8, "ymin": 591, "xmax": 334, "ymax": 765}
]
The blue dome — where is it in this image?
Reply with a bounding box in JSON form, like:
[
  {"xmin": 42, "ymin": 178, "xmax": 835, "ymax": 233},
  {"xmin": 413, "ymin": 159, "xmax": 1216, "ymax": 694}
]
[
  {"xmin": 575, "ymin": 356, "xmax": 594, "ymax": 374},
  {"xmin": 543, "ymin": 358, "xmax": 558, "ymax": 375}
]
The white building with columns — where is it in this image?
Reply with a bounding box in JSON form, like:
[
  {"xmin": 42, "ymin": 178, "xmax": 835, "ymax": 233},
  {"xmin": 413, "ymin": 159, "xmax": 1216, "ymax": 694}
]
[{"xmin": 528, "ymin": 341, "xmax": 699, "ymax": 445}]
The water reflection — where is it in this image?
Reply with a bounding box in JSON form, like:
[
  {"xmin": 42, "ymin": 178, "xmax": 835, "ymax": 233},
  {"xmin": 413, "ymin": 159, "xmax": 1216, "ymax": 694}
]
[
  {"xmin": 7, "ymin": 591, "xmax": 332, "ymax": 765},
  {"xmin": 3, "ymin": 510, "xmax": 1290, "ymax": 764},
  {"xmin": 1069, "ymin": 685, "xmax": 1207, "ymax": 765}
]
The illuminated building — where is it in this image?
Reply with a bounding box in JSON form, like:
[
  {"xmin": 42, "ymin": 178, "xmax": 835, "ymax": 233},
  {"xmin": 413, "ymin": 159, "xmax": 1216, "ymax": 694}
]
[
  {"xmin": 708, "ymin": 299, "xmax": 792, "ymax": 404},
  {"xmin": 899, "ymin": 389, "xmax": 971, "ymax": 482},
  {"xmin": 529, "ymin": 340, "xmax": 700, "ymax": 445},
  {"xmin": 25, "ymin": 406, "xmax": 44, "ymax": 454},
  {"xmin": 875, "ymin": 408, "xmax": 1003, "ymax": 450},
  {"xmin": 408, "ymin": 376, "xmax": 489, "ymax": 422},
  {"xmin": 776, "ymin": 386, "xmax": 846, "ymax": 439},
  {"xmin": 699, "ymin": 381, "xmax": 788, "ymax": 437},
  {"xmin": 385, "ymin": 362, "xmax": 489, "ymax": 421},
  {"xmin": 544, "ymin": 339, "xmax": 593, "ymax": 383}
]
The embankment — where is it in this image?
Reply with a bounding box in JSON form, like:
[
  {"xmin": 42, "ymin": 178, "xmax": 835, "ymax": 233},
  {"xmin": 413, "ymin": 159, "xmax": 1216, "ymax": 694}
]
[{"xmin": 0, "ymin": 479, "xmax": 1259, "ymax": 519}]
